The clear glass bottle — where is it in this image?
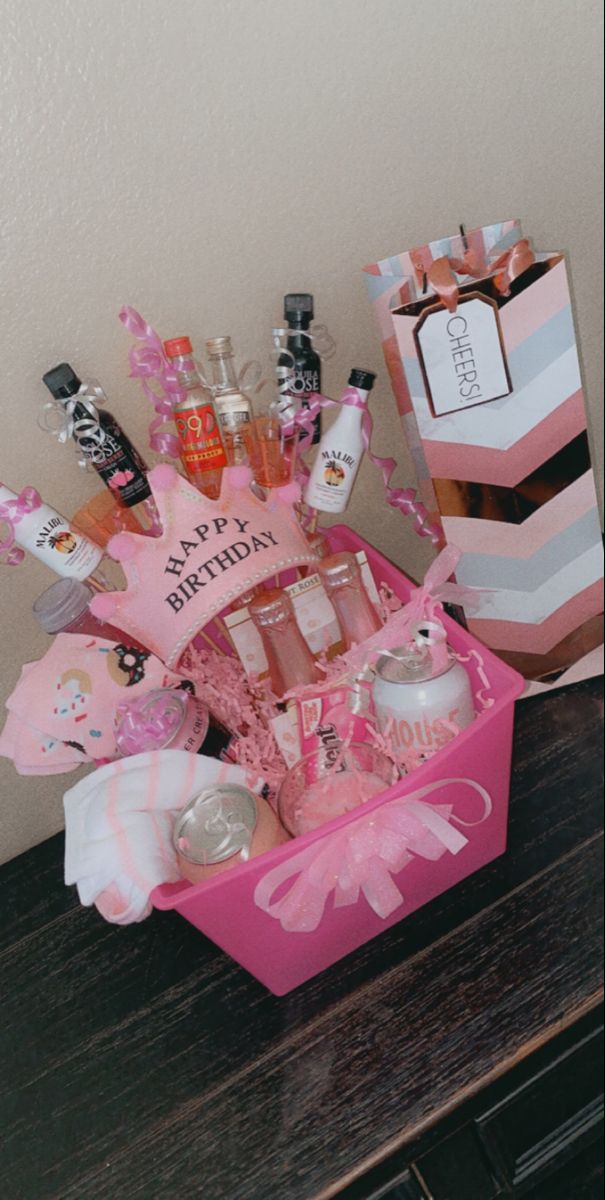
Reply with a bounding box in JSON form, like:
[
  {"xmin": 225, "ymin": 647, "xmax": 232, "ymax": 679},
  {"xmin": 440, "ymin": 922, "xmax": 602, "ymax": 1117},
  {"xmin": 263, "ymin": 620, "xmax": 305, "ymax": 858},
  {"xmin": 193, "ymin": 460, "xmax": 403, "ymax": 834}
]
[
  {"xmin": 318, "ymin": 552, "xmax": 382, "ymax": 649},
  {"xmin": 205, "ymin": 337, "xmax": 254, "ymax": 459},
  {"xmin": 163, "ymin": 337, "xmax": 228, "ymax": 500},
  {"xmin": 249, "ymin": 588, "xmax": 319, "ymax": 697},
  {"xmin": 114, "ymin": 688, "xmax": 234, "ymax": 762}
]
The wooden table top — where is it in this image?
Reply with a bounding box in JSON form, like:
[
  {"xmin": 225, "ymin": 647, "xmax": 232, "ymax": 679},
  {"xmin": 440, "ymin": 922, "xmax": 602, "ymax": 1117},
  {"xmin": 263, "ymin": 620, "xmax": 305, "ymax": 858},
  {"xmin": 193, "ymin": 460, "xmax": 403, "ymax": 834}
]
[{"xmin": 0, "ymin": 678, "xmax": 602, "ymax": 1200}]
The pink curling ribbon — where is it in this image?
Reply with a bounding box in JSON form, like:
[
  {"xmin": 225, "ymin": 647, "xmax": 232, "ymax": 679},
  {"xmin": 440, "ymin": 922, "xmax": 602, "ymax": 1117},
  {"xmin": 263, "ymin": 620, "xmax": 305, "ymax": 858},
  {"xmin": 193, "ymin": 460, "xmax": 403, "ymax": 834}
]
[
  {"xmin": 427, "ymin": 237, "xmax": 535, "ymax": 314},
  {"xmin": 118, "ymin": 307, "xmax": 184, "ymax": 458},
  {"xmin": 254, "ymin": 776, "xmax": 492, "ymax": 932},
  {"xmin": 114, "ymin": 688, "xmax": 186, "ymax": 756},
  {"xmin": 0, "ymin": 487, "xmax": 42, "ymax": 566},
  {"xmin": 286, "ymin": 391, "xmax": 442, "ymax": 545}
]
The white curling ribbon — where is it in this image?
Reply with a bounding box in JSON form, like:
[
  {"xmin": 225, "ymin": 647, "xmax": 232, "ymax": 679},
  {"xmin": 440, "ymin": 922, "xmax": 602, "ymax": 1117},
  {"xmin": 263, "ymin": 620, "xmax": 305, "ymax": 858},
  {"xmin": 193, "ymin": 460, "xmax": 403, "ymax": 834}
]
[
  {"xmin": 38, "ymin": 380, "xmax": 109, "ymax": 470},
  {"xmin": 254, "ymin": 778, "xmax": 492, "ymax": 933}
]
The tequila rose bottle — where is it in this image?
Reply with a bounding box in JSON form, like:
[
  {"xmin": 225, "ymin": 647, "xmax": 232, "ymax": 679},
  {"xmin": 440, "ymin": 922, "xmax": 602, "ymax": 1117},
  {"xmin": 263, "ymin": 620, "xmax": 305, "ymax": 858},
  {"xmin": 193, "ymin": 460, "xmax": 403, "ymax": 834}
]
[
  {"xmin": 163, "ymin": 337, "xmax": 228, "ymax": 500},
  {"xmin": 41, "ymin": 363, "xmax": 158, "ymax": 532}
]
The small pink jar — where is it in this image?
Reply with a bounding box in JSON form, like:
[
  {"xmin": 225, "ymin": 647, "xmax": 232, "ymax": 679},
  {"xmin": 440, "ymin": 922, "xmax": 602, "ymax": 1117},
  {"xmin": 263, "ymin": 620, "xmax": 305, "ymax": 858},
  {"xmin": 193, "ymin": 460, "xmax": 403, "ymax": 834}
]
[{"xmin": 174, "ymin": 784, "xmax": 290, "ymax": 884}]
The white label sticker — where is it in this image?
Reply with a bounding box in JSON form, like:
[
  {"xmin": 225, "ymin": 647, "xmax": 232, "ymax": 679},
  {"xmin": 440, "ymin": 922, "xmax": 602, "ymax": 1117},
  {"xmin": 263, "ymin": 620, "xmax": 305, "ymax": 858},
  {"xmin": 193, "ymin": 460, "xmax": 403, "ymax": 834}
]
[{"xmin": 415, "ymin": 294, "xmax": 511, "ymax": 416}]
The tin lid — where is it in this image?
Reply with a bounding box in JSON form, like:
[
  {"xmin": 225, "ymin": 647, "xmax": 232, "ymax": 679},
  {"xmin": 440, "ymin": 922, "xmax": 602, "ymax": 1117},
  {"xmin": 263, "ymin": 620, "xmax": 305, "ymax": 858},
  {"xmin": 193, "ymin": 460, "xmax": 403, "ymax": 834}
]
[
  {"xmin": 33, "ymin": 578, "xmax": 93, "ymax": 634},
  {"xmin": 375, "ymin": 644, "xmax": 443, "ymax": 685},
  {"xmin": 318, "ymin": 551, "xmax": 359, "ymax": 589},
  {"xmin": 173, "ymin": 785, "xmax": 258, "ymax": 866},
  {"xmin": 205, "ymin": 336, "xmax": 233, "ymax": 356}
]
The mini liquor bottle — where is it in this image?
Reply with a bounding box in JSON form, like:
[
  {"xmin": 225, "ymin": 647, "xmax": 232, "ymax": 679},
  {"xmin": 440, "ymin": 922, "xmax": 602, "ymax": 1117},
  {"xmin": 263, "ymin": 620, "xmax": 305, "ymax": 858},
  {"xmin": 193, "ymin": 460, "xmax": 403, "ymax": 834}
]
[
  {"xmin": 280, "ymin": 293, "xmax": 322, "ymax": 445},
  {"xmin": 249, "ymin": 588, "xmax": 319, "ymax": 697},
  {"xmin": 42, "ymin": 363, "xmax": 158, "ymax": 532},
  {"xmin": 163, "ymin": 337, "xmax": 228, "ymax": 499},
  {"xmin": 205, "ymin": 336, "xmax": 254, "ymax": 456},
  {"xmin": 318, "ymin": 552, "xmax": 382, "ymax": 648},
  {"xmin": 0, "ymin": 482, "xmax": 118, "ymax": 591},
  {"xmin": 305, "ymin": 369, "xmax": 376, "ymax": 514}
]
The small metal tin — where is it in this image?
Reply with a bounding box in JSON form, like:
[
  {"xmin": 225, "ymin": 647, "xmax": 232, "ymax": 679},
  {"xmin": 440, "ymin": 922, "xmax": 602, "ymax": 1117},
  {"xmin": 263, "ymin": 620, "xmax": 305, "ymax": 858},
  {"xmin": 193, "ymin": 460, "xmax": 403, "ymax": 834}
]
[{"xmin": 174, "ymin": 785, "xmax": 258, "ymax": 867}]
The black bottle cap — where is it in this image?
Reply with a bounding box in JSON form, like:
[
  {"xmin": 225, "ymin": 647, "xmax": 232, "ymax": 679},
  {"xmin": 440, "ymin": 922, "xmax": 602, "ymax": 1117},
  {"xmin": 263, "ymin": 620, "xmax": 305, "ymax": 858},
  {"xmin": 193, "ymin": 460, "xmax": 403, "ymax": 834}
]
[
  {"xmin": 348, "ymin": 369, "xmax": 376, "ymax": 391},
  {"xmin": 42, "ymin": 363, "xmax": 82, "ymax": 401},
  {"xmin": 284, "ymin": 293, "xmax": 314, "ymax": 326}
]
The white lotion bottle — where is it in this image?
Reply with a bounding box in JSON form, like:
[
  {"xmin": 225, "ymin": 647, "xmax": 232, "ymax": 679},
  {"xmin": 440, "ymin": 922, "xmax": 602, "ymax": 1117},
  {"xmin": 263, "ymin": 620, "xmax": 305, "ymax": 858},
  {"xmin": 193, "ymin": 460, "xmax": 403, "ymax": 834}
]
[{"xmin": 304, "ymin": 369, "xmax": 376, "ymax": 514}]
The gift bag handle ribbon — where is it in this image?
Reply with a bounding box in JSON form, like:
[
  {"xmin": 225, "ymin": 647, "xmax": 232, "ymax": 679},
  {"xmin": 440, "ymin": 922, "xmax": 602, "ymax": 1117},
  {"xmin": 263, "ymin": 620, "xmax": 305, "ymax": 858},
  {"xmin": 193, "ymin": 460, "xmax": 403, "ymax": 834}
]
[
  {"xmin": 254, "ymin": 777, "xmax": 492, "ymax": 933},
  {"xmin": 427, "ymin": 237, "xmax": 536, "ymax": 313}
]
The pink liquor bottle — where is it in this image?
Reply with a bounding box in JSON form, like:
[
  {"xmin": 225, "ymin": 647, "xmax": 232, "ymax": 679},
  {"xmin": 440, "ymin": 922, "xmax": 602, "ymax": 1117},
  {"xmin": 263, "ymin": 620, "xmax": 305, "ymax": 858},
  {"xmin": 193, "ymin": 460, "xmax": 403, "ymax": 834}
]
[
  {"xmin": 318, "ymin": 552, "xmax": 382, "ymax": 649},
  {"xmin": 249, "ymin": 589, "xmax": 319, "ymax": 697}
]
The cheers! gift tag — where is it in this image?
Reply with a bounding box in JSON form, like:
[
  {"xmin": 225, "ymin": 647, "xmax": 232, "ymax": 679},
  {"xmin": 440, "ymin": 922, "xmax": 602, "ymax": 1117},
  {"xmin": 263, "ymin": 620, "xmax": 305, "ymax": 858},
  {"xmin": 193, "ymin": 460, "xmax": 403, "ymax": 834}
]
[{"xmin": 414, "ymin": 293, "xmax": 511, "ymax": 417}]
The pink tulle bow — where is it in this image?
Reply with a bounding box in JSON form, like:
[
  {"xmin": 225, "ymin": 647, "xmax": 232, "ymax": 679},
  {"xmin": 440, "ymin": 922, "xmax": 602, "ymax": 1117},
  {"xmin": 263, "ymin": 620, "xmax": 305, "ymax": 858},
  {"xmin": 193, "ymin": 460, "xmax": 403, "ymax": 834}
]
[
  {"xmin": 119, "ymin": 306, "xmax": 183, "ymax": 458},
  {"xmin": 254, "ymin": 777, "xmax": 492, "ymax": 932},
  {"xmin": 0, "ymin": 486, "xmax": 42, "ymax": 567},
  {"xmin": 286, "ymin": 391, "xmax": 442, "ymax": 545}
]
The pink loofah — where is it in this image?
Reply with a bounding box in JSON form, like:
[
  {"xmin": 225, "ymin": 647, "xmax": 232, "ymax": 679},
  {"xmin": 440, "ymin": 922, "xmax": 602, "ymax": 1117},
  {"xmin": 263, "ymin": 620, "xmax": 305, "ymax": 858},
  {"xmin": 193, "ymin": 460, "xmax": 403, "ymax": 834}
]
[
  {"xmin": 107, "ymin": 533, "xmax": 139, "ymax": 562},
  {"xmin": 89, "ymin": 593, "xmax": 118, "ymax": 620},
  {"xmin": 148, "ymin": 463, "xmax": 179, "ymax": 491}
]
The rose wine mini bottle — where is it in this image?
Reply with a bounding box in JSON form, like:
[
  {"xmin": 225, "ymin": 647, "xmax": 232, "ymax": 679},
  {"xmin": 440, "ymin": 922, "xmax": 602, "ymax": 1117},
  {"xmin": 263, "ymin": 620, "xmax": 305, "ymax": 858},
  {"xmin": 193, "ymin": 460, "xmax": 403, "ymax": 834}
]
[
  {"xmin": 318, "ymin": 552, "xmax": 382, "ymax": 648},
  {"xmin": 249, "ymin": 589, "xmax": 319, "ymax": 697}
]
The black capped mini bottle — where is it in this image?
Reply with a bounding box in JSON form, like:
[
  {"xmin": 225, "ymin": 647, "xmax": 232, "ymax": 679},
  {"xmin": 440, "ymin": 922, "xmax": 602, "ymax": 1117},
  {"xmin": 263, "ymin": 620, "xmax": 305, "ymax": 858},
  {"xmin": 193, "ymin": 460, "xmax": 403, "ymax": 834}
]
[
  {"xmin": 42, "ymin": 363, "xmax": 157, "ymax": 531},
  {"xmin": 280, "ymin": 293, "xmax": 322, "ymax": 445}
]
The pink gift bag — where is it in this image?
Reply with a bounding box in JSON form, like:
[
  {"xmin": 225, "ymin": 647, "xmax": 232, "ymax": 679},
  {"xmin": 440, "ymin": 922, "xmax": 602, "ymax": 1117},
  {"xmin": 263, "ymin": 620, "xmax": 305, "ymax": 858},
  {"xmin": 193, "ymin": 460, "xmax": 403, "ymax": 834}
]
[{"xmin": 362, "ymin": 220, "xmax": 604, "ymax": 692}]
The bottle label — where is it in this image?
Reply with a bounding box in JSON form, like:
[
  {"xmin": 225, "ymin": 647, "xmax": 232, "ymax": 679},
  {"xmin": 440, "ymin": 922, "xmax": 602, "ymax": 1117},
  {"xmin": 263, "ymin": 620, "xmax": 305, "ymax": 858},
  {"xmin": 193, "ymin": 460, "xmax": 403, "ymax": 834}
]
[
  {"xmin": 74, "ymin": 411, "xmax": 150, "ymax": 507},
  {"xmin": 306, "ymin": 448, "xmax": 358, "ymax": 511},
  {"xmin": 217, "ymin": 406, "xmax": 252, "ymax": 432},
  {"xmin": 414, "ymin": 294, "xmax": 511, "ymax": 417},
  {"xmin": 30, "ymin": 507, "xmax": 102, "ymax": 580},
  {"xmin": 286, "ymin": 368, "xmax": 321, "ymax": 445},
  {"xmin": 174, "ymin": 404, "xmax": 228, "ymax": 473}
]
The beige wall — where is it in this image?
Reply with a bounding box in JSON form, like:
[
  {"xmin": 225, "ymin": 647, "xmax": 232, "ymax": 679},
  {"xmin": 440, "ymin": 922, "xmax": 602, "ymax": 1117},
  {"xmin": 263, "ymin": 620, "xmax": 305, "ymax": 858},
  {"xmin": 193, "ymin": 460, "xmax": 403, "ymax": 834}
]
[{"xmin": 0, "ymin": 0, "xmax": 603, "ymax": 864}]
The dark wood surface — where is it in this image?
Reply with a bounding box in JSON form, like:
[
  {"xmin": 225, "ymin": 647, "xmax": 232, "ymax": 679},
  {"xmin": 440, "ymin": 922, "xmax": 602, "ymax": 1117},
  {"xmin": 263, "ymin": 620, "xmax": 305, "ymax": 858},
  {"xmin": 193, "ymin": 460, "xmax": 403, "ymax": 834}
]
[{"xmin": 0, "ymin": 678, "xmax": 602, "ymax": 1200}]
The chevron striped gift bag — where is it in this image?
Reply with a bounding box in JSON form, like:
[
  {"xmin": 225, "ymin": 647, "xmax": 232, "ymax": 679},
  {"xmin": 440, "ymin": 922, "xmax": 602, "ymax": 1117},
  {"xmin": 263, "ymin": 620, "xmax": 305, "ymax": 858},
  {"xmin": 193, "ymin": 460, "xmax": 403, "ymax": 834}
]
[{"xmin": 363, "ymin": 220, "xmax": 603, "ymax": 691}]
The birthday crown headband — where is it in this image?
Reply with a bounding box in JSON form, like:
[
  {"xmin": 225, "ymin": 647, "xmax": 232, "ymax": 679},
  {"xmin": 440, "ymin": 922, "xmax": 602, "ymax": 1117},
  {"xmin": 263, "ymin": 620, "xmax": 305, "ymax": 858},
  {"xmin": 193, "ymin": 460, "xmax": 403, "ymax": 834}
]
[{"xmin": 90, "ymin": 464, "xmax": 319, "ymax": 669}]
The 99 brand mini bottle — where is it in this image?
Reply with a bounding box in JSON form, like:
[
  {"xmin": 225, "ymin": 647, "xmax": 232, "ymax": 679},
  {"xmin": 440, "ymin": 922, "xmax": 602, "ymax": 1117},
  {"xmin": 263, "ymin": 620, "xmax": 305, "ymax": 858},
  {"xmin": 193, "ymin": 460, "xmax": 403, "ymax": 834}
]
[{"xmin": 163, "ymin": 337, "xmax": 228, "ymax": 499}]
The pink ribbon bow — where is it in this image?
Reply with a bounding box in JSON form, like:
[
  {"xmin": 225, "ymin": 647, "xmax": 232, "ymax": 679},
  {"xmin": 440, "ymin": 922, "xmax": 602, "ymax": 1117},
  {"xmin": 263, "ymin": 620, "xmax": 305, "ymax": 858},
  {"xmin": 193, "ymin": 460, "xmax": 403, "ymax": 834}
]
[
  {"xmin": 254, "ymin": 777, "xmax": 492, "ymax": 932},
  {"xmin": 119, "ymin": 306, "xmax": 184, "ymax": 459},
  {"xmin": 0, "ymin": 486, "xmax": 42, "ymax": 566},
  {"xmin": 427, "ymin": 237, "xmax": 536, "ymax": 313}
]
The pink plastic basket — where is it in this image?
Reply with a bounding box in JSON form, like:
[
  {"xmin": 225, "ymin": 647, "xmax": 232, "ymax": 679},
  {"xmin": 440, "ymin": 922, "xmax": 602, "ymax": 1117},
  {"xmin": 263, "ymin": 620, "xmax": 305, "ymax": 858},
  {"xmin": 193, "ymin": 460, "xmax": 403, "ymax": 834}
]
[{"xmin": 152, "ymin": 525, "xmax": 524, "ymax": 994}]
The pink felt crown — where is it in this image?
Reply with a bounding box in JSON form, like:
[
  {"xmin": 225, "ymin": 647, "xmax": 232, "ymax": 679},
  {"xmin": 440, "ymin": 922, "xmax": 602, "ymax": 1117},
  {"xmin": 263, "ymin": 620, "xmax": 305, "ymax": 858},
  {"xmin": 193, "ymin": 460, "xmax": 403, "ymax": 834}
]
[{"xmin": 90, "ymin": 465, "xmax": 319, "ymax": 669}]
